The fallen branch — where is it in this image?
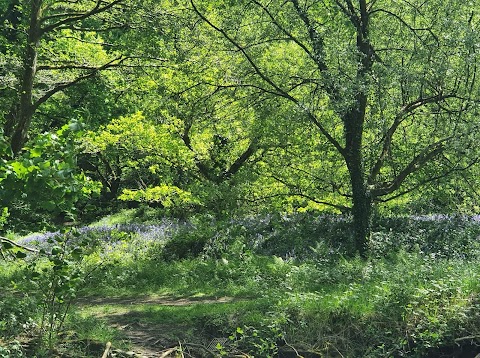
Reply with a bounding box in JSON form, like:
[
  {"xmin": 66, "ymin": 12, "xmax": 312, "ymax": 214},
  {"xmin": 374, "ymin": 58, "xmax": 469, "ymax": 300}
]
[
  {"xmin": 159, "ymin": 347, "xmax": 177, "ymax": 358},
  {"xmin": 101, "ymin": 342, "xmax": 112, "ymax": 358},
  {"xmin": 454, "ymin": 335, "xmax": 480, "ymax": 343},
  {"xmin": 0, "ymin": 236, "xmax": 39, "ymax": 253}
]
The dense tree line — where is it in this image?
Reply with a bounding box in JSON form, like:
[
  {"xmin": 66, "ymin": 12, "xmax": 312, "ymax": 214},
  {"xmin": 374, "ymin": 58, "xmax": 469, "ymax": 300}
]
[{"xmin": 1, "ymin": 0, "xmax": 480, "ymax": 253}]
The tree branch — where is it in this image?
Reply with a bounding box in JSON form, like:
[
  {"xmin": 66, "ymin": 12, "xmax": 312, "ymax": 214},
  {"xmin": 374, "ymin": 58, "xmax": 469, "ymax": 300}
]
[
  {"xmin": 191, "ymin": 0, "xmax": 345, "ymax": 157},
  {"xmin": 373, "ymin": 156, "xmax": 479, "ymax": 203},
  {"xmin": 290, "ymin": 0, "xmax": 329, "ymax": 73},
  {"xmin": 368, "ymin": 93, "xmax": 457, "ymax": 184},
  {"xmin": 251, "ymin": 1, "xmax": 316, "ymax": 64},
  {"xmin": 369, "ymin": 8, "xmax": 439, "ymax": 46},
  {"xmin": 221, "ymin": 139, "xmax": 257, "ymax": 180},
  {"xmin": 371, "ymin": 136, "xmax": 452, "ymax": 197},
  {"xmin": 41, "ymin": 0, "xmax": 126, "ymax": 34},
  {"xmin": 269, "ymin": 173, "xmax": 350, "ymax": 212},
  {"xmin": 1, "ymin": 237, "xmax": 39, "ymax": 253},
  {"xmin": 33, "ymin": 56, "xmax": 124, "ymax": 110}
]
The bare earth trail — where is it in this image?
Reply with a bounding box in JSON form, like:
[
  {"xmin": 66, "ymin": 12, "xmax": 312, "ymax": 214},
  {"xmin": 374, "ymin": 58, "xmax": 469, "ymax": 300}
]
[{"xmin": 77, "ymin": 296, "xmax": 237, "ymax": 358}]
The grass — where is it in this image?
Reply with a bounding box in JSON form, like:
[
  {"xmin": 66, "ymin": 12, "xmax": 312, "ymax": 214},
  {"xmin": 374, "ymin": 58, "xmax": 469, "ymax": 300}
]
[{"xmin": 2, "ymin": 211, "xmax": 480, "ymax": 357}]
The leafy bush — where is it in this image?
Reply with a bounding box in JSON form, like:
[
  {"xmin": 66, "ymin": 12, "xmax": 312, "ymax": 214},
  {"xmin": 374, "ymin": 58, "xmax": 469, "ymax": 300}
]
[
  {"xmin": 0, "ymin": 294, "xmax": 36, "ymax": 339},
  {"xmin": 0, "ymin": 341, "xmax": 26, "ymax": 358},
  {"xmin": 370, "ymin": 215, "xmax": 480, "ymax": 259},
  {"xmin": 0, "ymin": 122, "xmax": 100, "ymax": 233}
]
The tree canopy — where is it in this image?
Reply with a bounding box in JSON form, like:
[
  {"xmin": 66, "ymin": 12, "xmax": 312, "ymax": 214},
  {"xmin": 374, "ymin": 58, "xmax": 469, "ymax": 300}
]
[{"xmin": 1, "ymin": 0, "xmax": 480, "ymax": 252}]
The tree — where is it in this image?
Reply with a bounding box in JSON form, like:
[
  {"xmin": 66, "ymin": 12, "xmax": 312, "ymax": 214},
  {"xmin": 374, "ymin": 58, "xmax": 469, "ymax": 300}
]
[
  {"xmin": 0, "ymin": 121, "xmax": 99, "ymax": 231},
  {"xmin": 102, "ymin": 3, "xmax": 277, "ymax": 214},
  {"xmin": 189, "ymin": 0, "xmax": 480, "ymax": 254},
  {"xmin": 81, "ymin": 112, "xmax": 195, "ymax": 201},
  {"xmin": 0, "ymin": 0, "xmax": 130, "ymax": 155}
]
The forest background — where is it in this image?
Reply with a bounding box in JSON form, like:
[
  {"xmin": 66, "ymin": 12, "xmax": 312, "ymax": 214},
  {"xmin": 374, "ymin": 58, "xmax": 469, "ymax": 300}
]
[{"xmin": 2, "ymin": 0, "xmax": 480, "ymax": 357}]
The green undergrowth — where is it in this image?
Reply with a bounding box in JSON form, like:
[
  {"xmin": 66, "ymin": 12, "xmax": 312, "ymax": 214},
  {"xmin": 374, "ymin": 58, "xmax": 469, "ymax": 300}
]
[{"xmin": 2, "ymin": 212, "xmax": 480, "ymax": 357}]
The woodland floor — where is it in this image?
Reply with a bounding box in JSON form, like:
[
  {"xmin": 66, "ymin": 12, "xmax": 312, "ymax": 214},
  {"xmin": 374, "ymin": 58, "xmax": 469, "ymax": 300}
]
[{"xmin": 77, "ymin": 296, "xmax": 238, "ymax": 358}]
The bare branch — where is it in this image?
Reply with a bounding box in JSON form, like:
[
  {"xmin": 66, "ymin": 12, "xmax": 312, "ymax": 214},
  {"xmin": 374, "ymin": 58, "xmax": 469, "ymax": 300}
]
[{"xmin": 1, "ymin": 237, "xmax": 39, "ymax": 253}]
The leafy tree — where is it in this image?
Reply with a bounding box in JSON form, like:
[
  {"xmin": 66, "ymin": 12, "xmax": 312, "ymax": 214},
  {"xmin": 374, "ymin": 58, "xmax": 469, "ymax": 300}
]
[
  {"xmin": 0, "ymin": 0, "xmax": 133, "ymax": 155},
  {"xmin": 189, "ymin": 0, "xmax": 480, "ymax": 254},
  {"xmin": 0, "ymin": 122, "xmax": 99, "ymax": 231},
  {"xmin": 89, "ymin": 3, "xmax": 277, "ymax": 214},
  {"xmin": 81, "ymin": 112, "xmax": 195, "ymax": 201}
]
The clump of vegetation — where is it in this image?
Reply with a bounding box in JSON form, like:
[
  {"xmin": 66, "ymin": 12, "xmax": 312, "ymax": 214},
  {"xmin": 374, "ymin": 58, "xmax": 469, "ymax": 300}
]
[
  {"xmin": 2, "ymin": 213, "xmax": 480, "ymax": 357},
  {"xmin": 3, "ymin": 0, "xmax": 480, "ymax": 356}
]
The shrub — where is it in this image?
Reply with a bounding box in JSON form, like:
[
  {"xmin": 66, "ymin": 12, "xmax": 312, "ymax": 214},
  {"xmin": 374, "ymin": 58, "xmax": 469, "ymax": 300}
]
[{"xmin": 0, "ymin": 294, "xmax": 36, "ymax": 339}]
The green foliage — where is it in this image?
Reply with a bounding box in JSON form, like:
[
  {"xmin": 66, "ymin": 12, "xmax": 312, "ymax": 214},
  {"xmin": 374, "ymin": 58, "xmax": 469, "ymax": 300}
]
[
  {"xmin": 119, "ymin": 185, "xmax": 200, "ymax": 214},
  {"xmin": 0, "ymin": 207, "xmax": 8, "ymax": 231},
  {"xmin": 226, "ymin": 323, "xmax": 284, "ymax": 358},
  {"xmin": 82, "ymin": 112, "xmax": 195, "ymax": 204},
  {"xmin": 370, "ymin": 215, "xmax": 480, "ymax": 259},
  {"xmin": 24, "ymin": 229, "xmax": 95, "ymax": 349},
  {"xmin": 2, "ymin": 213, "xmax": 480, "ymax": 356},
  {"xmin": 0, "ymin": 341, "xmax": 26, "ymax": 358},
  {"xmin": 0, "ymin": 122, "xmax": 100, "ymax": 231},
  {"xmin": 0, "ymin": 294, "xmax": 36, "ymax": 339},
  {"xmin": 160, "ymin": 229, "xmax": 210, "ymax": 261}
]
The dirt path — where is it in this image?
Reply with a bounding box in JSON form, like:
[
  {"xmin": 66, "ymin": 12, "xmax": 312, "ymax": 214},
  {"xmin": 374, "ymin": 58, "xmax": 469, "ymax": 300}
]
[{"xmin": 78, "ymin": 296, "xmax": 235, "ymax": 357}]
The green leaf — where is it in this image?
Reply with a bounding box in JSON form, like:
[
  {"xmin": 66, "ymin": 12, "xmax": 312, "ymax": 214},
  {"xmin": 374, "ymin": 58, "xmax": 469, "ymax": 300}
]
[
  {"xmin": 15, "ymin": 251, "xmax": 27, "ymax": 259},
  {"xmin": 71, "ymin": 247, "xmax": 83, "ymax": 260},
  {"xmin": 1, "ymin": 241, "xmax": 13, "ymax": 250},
  {"xmin": 51, "ymin": 246, "xmax": 62, "ymax": 256},
  {"xmin": 41, "ymin": 201, "xmax": 57, "ymax": 211}
]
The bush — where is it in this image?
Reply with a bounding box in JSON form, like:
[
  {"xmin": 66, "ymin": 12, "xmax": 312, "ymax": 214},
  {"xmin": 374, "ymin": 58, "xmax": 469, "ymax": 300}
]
[
  {"xmin": 0, "ymin": 294, "xmax": 36, "ymax": 339},
  {"xmin": 370, "ymin": 215, "xmax": 480, "ymax": 259},
  {"xmin": 161, "ymin": 229, "xmax": 210, "ymax": 261}
]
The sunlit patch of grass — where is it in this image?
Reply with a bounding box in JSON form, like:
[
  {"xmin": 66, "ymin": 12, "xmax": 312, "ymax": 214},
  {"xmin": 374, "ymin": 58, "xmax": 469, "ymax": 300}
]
[
  {"xmin": 88, "ymin": 209, "xmax": 139, "ymax": 227},
  {"xmin": 78, "ymin": 296, "xmax": 269, "ymax": 325},
  {"xmin": 67, "ymin": 314, "xmax": 128, "ymax": 349}
]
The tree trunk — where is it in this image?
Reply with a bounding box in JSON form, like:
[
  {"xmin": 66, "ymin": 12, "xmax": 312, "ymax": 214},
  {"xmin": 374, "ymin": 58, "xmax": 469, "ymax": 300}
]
[
  {"xmin": 8, "ymin": 0, "xmax": 42, "ymax": 156},
  {"xmin": 344, "ymin": 92, "xmax": 371, "ymax": 256},
  {"xmin": 343, "ymin": 0, "xmax": 373, "ymax": 256},
  {"xmin": 348, "ymin": 158, "xmax": 371, "ymax": 256}
]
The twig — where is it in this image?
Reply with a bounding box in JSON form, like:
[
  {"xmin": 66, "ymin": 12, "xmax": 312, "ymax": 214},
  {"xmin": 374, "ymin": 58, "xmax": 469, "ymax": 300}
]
[
  {"xmin": 283, "ymin": 339, "xmax": 304, "ymax": 357},
  {"xmin": 178, "ymin": 342, "xmax": 217, "ymax": 356},
  {"xmin": 178, "ymin": 341, "xmax": 185, "ymax": 358},
  {"xmin": 101, "ymin": 341, "xmax": 111, "ymax": 358},
  {"xmin": 159, "ymin": 347, "xmax": 177, "ymax": 358}
]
